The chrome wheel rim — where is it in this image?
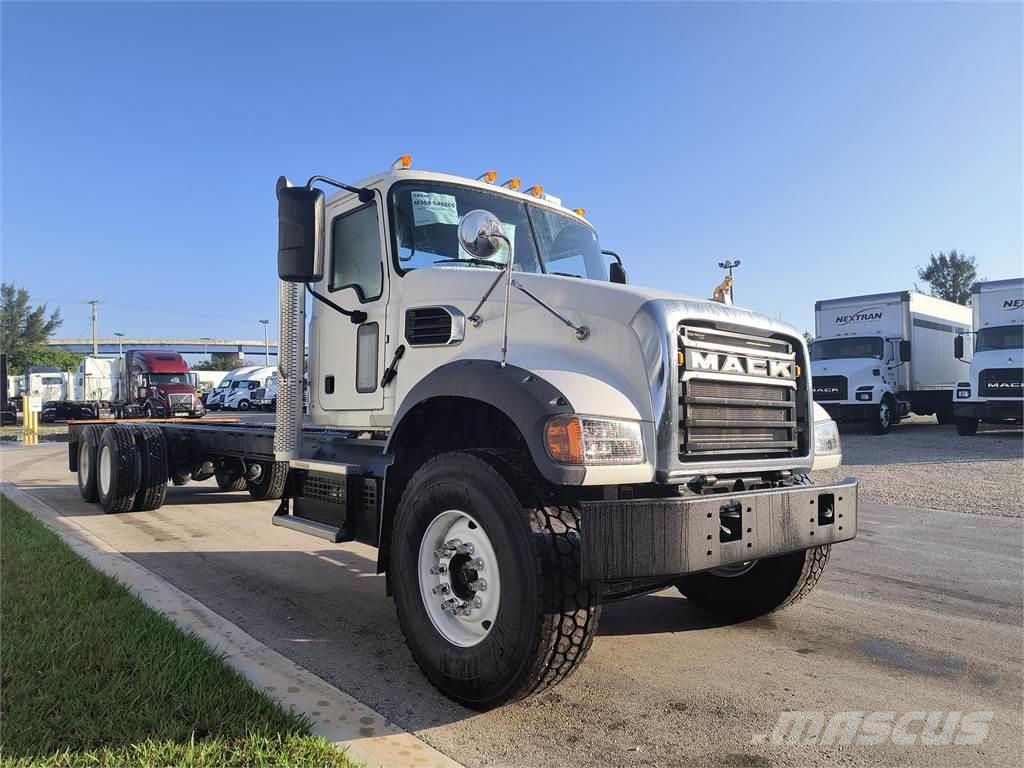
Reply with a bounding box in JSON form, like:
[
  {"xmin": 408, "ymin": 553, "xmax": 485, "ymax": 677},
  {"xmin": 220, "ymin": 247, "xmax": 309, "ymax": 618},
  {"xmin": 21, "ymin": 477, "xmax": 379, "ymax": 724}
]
[
  {"xmin": 879, "ymin": 402, "xmax": 890, "ymax": 428},
  {"xmin": 710, "ymin": 560, "xmax": 758, "ymax": 578},
  {"xmin": 98, "ymin": 444, "xmax": 112, "ymax": 497},
  {"xmin": 417, "ymin": 509, "xmax": 501, "ymax": 647}
]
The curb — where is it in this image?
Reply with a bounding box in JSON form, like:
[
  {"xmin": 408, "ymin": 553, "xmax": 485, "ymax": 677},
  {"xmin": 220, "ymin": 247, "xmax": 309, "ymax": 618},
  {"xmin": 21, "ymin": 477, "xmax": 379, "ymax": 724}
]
[{"xmin": 1, "ymin": 482, "xmax": 464, "ymax": 768}]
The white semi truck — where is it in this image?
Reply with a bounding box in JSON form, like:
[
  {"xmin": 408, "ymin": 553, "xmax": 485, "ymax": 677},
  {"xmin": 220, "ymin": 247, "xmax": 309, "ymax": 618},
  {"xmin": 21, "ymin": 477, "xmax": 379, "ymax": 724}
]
[
  {"xmin": 953, "ymin": 278, "xmax": 1023, "ymax": 435},
  {"xmin": 204, "ymin": 366, "xmax": 259, "ymax": 410},
  {"xmin": 811, "ymin": 291, "xmax": 971, "ymax": 433},
  {"xmin": 222, "ymin": 366, "xmax": 276, "ymax": 410},
  {"xmin": 67, "ymin": 159, "xmax": 856, "ymax": 709}
]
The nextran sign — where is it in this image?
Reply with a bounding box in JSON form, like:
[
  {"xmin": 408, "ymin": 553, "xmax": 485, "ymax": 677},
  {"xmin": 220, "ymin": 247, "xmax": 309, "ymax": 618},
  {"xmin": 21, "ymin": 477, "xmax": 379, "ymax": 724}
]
[
  {"xmin": 1003, "ymin": 299, "xmax": 1024, "ymax": 310},
  {"xmin": 836, "ymin": 306, "xmax": 884, "ymax": 325},
  {"xmin": 685, "ymin": 350, "xmax": 795, "ymax": 379}
]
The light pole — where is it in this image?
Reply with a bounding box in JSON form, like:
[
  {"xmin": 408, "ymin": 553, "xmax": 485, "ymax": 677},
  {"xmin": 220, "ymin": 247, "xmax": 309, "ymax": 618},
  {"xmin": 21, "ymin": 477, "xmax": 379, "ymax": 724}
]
[
  {"xmin": 717, "ymin": 260, "xmax": 741, "ymax": 303},
  {"xmin": 114, "ymin": 332, "xmax": 124, "ymax": 357},
  {"xmin": 200, "ymin": 337, "xmax": 212, "ymax": 359},
  {"xmin": 259, "ymin": 320, "xmax": 270, "ymax": 366}
]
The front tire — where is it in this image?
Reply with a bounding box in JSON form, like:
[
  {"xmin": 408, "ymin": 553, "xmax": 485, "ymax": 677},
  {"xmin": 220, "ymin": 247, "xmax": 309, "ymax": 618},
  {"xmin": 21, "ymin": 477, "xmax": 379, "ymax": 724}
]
[
  {"xmin": 237, "ymin": 399, "xmax": 250, "ymax": 411},
  {"xmin": 676, "ymin": 545, "xmax": 831, "ymax": 621},
  {"xmin": 872, "ymin": 396, "xmax": 895, "ymax": 435},
  {"xmin": 390, "ymin": 451, "xmax": 601, "ymax": 709},
  {"xmin": 246, "ymin": 461, "xmax": 288, "ymax": 500},
  {"xmin": 956, "ymin": 417, "xmax": 979, "ymax": 436}
]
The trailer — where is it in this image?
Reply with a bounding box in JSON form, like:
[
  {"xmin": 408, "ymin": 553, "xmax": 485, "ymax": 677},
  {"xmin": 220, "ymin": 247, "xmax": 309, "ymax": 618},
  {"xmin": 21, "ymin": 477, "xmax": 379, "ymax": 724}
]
[
  {"xmin": 68, "ymin": 158, "xmax": 858, "ymax": 709},
  {"xmin": 953, "ymin": 278, "xmax": 1023, "ymax": 434},
  {"xmin": 811, "ymin": 291, "xmax": 971, "ymax": 433}
]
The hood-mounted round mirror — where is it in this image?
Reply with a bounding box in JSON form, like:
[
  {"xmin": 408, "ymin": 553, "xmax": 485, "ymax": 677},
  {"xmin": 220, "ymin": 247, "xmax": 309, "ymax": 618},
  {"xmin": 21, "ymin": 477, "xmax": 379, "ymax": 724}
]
[{"xmin": 457, "ymin": 209, "xmax": 505, "ymax": 260}]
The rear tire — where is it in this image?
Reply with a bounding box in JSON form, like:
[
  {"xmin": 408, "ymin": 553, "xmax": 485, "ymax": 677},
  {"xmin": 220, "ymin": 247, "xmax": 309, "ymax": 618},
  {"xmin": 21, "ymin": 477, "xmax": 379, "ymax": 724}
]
[
  {"xmin": 132, "ymin": 425, "xmax": 168, "ymax": 511},
  {"xmin": 676, "ymin": 545, "xmax": 831, "ymax": 622},
  {"xmin": 246, "ymin": 461, "xmax": 288, "ymax": 500},
  {"xmin": 215, "ymin": 468, "xmax": 247, "ymax": 491},
  {"xmin": 96, "ymin": 425, "xmax": 141, "ymax": 514},
  {"xmin": 390, "ymin": 451, "xmax": 601, "ymax": 709},
  {"xmin": 956, "ymin": 417, "xmax": 979, "ymax": 436},
  {"xmin": 76, "ymin": 425, "xmax": 105, "ymax": 502},
  {"xmin": 238, "ymin": 400, "xmax": 250, "ymax": 411}
]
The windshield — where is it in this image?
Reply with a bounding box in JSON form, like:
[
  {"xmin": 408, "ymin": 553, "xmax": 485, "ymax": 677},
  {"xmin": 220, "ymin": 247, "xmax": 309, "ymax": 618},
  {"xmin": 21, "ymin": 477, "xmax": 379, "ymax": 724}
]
[
  {"xmin": 217, "ymin": 380, "xmax": 230, "ymax": 389},
  {"xmin": 811, "ymin": 337, "xmax": 884, "ymax": 361},
  {"xmin": 149, "ymin": 373, "xmax": 191, "ymax": 386},
  {"xmin": 389, "ymin": 181, "xmax": 606, "ymax": 280},
  {"xmin": 976, "ymin": 325, "xmax": 1023, "ymax": 352}
]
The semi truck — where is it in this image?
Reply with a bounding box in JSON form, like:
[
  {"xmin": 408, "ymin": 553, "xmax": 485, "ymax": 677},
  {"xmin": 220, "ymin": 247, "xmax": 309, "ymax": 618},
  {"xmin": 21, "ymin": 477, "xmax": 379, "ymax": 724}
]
[
  {"xmin": 810, "ymin": 291, "xmax": 971, "ymax": 433},
  {"xmin": 953, "ymin": 278, "xmax": 1023, "ymax": 435},
  {"xmin": 67, "ymin": 158, "xmax": 857, "ymax": 709},
  {"xmin": 56, "ymin": 352, "xmax": 205, "ymax": 420},
  {"xmin": 204, "ymin": 366, "xmax": 259, "ymax": 410},
  {"xmin": 222, "ymin": 366, "xmax": 276, "ymax": 410}
]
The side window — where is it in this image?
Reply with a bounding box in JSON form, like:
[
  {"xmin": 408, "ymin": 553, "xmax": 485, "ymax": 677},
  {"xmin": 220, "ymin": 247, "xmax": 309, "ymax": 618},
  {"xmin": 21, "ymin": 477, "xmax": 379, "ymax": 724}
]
[{"xmin": 330, "ymin": 203, "xmax": 383, "ymax": 302}]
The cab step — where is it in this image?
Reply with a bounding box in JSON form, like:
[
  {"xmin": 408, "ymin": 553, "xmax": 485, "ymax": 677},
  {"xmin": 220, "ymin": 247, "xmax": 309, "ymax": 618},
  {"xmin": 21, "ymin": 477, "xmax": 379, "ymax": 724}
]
[{"xmin": 272, "ymin": 514, "xmax": 344, "ymax": 542}]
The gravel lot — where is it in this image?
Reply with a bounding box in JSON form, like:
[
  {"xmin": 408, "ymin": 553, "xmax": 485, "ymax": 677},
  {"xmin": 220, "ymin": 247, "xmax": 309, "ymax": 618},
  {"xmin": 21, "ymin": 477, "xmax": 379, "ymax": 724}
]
[{"xmin": 815, "ymin": 415, "xmax": 1023, "ymax": 517}]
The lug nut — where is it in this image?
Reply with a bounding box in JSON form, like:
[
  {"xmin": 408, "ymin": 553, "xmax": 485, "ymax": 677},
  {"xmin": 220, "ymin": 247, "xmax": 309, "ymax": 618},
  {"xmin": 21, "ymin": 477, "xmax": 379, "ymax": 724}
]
[
  {"xmin": 429, "ymin": 565, "xmax": 448, "ymax": 575},
  {"xmin": 440, "ymin": 598, "xmax": 459, "ymax": 613},
  {"xmin": 472, "ymin": 596, "xmax": 483, "ymax": 608},
  {"xmin": 431, "ymin": 584, "xmax": 451, "ymax": 595},
  {"xmin": 466, "ymin": 558, "xmax": 485, "ymax": 571},
  {"xmin": 455, "ymin": 542, "xmax": 475, "ymax": 555},
  {"xmin": 468, "ymin": 578, "xmax": 487, "ymax": 592}
]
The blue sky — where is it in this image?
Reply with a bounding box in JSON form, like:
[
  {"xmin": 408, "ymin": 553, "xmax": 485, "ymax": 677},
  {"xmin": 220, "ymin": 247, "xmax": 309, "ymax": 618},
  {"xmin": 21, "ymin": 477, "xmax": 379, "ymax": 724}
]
[{"xmin": 3, "ymin": 1, "xmax": 1021, "ymax": 341}]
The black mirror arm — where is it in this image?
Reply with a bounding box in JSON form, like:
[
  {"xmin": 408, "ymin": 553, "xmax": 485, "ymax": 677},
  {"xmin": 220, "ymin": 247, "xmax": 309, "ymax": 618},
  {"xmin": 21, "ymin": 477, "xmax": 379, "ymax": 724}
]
[
  {"xmin": 305, "ymin": 283, "xmax": 367, "ymax": 325},
  {"xmin": 601, "ymin": 249, "xmax": 622, "ymax": 265},
  {"xmin": 306, "ymin": 175, "xmax": 375, "ymax": 203}
]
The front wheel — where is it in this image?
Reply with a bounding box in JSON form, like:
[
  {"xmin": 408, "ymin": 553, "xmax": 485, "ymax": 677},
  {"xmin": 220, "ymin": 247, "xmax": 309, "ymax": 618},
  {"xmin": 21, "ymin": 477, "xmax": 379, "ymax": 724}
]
[
  {"xmin": 956, "ymin": 417, "xmax": 979, "ymax": 436},
  {"xmin": 237, "ymin": 400, "xmax": 250, "ymax": 411},
  {"xmin": 676, "ymin": 545, "xmax": 831, "ymax": 621},
  {"xmin": 390, "ymin": 451, "xmax": 601, "ymax": 709},
  {"xmin": 871, "ymin": 396, "xmax": 895, "ymax": 435}
]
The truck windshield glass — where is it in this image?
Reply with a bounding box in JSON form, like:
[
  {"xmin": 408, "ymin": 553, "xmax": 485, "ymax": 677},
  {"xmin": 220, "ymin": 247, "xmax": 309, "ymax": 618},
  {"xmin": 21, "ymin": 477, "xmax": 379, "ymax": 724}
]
[
  {"xmin": 811, "ymin": 337, "xmax": 884, "ymax": 360},
  {"xmin": 976, "ymin": 325, "xmax": 1023, "ymax": 352},
  {"xmin": 148, "ymin": 373, "xmax": 191, "ymax": 385},
  {"xmin": 389, "ymin": 181, "xmax": 603, "ymax": 279}
]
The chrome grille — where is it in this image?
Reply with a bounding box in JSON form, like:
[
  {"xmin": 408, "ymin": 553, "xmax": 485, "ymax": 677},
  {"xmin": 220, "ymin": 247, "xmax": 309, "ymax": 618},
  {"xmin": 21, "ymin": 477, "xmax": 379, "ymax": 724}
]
[
  {"xmin": 169, "ymin": 394, "xmax": 192, "ymax": 408},
  {"xmin": 678, "ymin": 325, "xmax": 800, "ymax": 461}
]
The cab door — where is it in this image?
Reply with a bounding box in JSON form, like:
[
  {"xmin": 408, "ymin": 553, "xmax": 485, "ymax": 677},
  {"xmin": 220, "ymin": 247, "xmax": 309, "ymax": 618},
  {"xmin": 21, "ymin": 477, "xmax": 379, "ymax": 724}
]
[{"xmin": 315, "ymin": 195, "xmax": 389, "ymax": 413}]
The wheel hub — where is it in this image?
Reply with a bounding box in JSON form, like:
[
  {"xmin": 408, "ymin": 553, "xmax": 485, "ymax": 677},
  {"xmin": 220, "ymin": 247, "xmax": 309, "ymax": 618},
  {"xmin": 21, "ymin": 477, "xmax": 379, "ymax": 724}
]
[{"xmin": 418, "ymin": 510, "xmax": 500, "ymax": 647}]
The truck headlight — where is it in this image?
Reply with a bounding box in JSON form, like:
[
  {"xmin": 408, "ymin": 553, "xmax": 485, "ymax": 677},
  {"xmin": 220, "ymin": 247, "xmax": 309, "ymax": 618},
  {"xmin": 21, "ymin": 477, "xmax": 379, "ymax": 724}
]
[
  {"xmin": 814, "ymin": 418, "xmax": 841, "ymax": 456},
  {"xmin": 545, "ymin": 416, "xmax": 644, "ymax": 465}
]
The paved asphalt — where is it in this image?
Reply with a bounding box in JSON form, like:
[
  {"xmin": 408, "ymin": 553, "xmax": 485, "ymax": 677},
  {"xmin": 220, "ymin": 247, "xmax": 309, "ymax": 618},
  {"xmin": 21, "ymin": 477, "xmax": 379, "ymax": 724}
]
[{"xmin": 2, "ymin": 443, "xmax": 1021, "ymax": 768}]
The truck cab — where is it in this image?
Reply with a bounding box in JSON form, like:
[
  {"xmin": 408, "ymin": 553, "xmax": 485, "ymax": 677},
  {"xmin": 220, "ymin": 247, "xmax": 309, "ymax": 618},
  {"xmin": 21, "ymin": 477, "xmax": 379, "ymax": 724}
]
[
  {"xmin": 124, "ymin": 351, "xmax": 204, "ymax": 418},
  {"xmin": 222, "ymin": 366, "xmax": 275, "ymax": 411},
  {"xmin": 953, "ymin": 278, "xmax": 1024, "ymax": 435}
]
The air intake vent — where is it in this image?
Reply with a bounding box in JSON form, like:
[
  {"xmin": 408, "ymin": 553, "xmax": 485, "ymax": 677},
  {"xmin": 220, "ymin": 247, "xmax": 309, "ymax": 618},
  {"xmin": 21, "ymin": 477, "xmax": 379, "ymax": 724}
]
[{"xmin": 405, "ymin": 307, "xmax": 456, "ymax": 346}]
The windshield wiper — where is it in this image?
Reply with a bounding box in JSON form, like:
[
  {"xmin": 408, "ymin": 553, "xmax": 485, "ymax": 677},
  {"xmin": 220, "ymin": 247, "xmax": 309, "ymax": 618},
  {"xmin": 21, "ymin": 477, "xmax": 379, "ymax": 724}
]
[
  {"xmin": 433, "ymin": 257, "xmax": 503, "ymax": 269},
  {"xmin": 551, "ymin": 272, "xmax": 582, "ymax": 278}
]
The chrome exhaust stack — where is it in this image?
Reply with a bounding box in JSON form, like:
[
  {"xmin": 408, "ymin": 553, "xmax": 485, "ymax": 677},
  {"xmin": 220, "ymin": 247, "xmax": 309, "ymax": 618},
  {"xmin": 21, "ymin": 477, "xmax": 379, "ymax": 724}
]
[{"xmin": 274, "ymin": 279, "xmax": 305, "ymax": 461}]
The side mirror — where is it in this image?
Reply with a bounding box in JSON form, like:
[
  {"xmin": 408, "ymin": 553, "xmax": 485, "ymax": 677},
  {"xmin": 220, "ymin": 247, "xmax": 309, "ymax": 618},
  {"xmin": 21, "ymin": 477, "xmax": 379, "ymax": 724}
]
[
  {"xmin": 899, "ymin": 340, "xmax": 912, "ymax": 362},
  {"xmin": 135, "ymin": 374, "xmax": 146, "ymax": 387},
  {"xmin": 457, "ymin": 209, "xmax": 505, "ymax": 260},
  {"xmin": 277, "ymin": 176, "xmax": 325, "ymax": 282},
  {"xmin": 954, "ymin": 335, "xmax": 964, "ymax": 359},
  {"xmin": 609, "ymin": 262, "xmax": 628, "ymax": 284}
]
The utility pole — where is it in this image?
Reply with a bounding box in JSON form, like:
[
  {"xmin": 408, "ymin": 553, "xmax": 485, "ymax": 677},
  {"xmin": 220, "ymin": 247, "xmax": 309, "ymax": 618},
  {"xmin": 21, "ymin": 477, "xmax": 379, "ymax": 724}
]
[
  {"xmin": 717, "ymin": 260, "xmax": 741, "ymax": 303},
  {"xmin": 88, "ymin": 300, "xmax": 100, "ymax": 356},
  {"xmin": 259, "ymin": 320, "xmax": 270, "ymax": 366},
  {"xmin": 114, "ymin": 332, "xmax": 124, "ymax": 357}
]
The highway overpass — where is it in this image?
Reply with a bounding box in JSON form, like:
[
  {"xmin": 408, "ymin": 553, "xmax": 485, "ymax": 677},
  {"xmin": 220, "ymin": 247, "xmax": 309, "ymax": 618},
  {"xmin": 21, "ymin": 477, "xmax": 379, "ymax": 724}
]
[{"xmin": 46, "ymin": 338, "xmax": 283, "ymax": 362}]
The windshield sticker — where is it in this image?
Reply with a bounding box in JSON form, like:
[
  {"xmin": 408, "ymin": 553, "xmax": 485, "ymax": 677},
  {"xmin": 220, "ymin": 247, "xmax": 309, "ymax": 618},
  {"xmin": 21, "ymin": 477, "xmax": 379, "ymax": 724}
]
[
  {"xmin": 458, "ymin": 221, "xmax": 515, "ymax": 265},
  {"xmin": 411, "ymin": 191, "xmax": 459, "ymax": 227}
]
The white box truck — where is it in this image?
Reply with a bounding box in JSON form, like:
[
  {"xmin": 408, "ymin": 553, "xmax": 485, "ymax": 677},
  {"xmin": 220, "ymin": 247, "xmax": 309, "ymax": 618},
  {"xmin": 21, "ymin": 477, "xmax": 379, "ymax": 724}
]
[
  {"xmin": 952, "ymin": 278, "xmax": 1023, "ymax": 434},
  {"xmin": 811, "ymin": 291, "xmax": 971, "ymax": 433}
]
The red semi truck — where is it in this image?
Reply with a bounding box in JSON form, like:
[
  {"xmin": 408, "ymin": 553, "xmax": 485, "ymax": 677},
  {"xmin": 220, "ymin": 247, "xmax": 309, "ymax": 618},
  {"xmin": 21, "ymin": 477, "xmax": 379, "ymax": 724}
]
[{"xmin": 54, "ymin": 350, "xmax": 205, "ymax": 420}]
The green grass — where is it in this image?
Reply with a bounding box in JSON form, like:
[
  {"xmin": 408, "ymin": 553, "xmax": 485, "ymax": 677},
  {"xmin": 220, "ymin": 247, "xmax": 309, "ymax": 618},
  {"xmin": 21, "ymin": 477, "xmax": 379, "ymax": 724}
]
[{"xmin": 0, "ymin": 496, "xmax": 354, "ymax": 767}]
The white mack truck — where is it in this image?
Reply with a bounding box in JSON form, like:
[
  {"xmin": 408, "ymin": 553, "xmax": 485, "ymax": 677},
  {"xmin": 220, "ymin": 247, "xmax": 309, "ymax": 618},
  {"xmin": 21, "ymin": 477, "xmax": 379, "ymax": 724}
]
[
  {"xmin": 67, "ymin": 158, "xmax": 855, "ymax": 709},
  {"xmin": 953, "ymin": 278, "xmax": 1023, "ymax": 435}
]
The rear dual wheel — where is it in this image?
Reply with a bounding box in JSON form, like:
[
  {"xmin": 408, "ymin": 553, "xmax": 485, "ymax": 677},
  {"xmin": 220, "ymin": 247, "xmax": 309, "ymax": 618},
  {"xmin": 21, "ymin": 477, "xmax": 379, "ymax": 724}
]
[{"xmin": 77, "ymin": 424, "xmax": 168, "ymax": 512}]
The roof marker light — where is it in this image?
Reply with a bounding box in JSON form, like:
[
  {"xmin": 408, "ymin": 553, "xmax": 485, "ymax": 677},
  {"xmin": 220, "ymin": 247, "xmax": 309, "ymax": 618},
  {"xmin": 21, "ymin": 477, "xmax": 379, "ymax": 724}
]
[
  {"xmin": 574, "ymin": 208, "xmax": 586, "ymax": 217},
  {"xmin": 391, "ymin": 154, "xmax": 413, "ymax": 170},
  {"xmin": 477, "ymin": 170, "xmax": 499, "ymax": 184},
  {"xmin": 501, "ymin": 178, "xmax": 522, "ymax": 191},
  {"xmin": 526, "ymin": 185, "xmax": 544, "ymax": 198}
]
